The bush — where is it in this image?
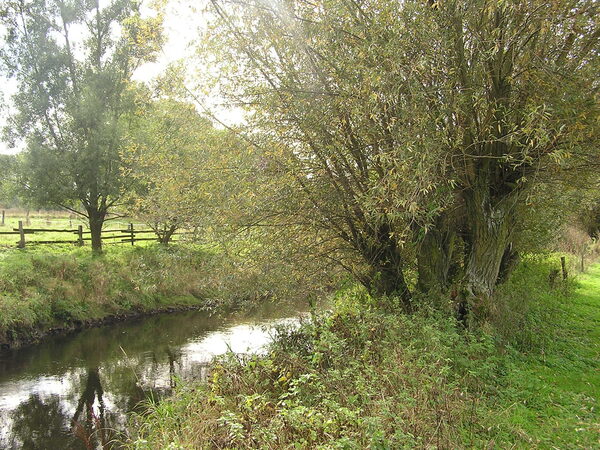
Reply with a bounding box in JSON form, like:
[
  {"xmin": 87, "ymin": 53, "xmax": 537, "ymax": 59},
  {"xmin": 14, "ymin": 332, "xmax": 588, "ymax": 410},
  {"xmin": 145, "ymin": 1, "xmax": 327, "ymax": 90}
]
[
  {"xmin": 481, "ymin": 255, "xmax": 573, "ymax": 352},
  {"xmin": 128, "ymin": 290, "xmax": 503, "ymax": 449}
]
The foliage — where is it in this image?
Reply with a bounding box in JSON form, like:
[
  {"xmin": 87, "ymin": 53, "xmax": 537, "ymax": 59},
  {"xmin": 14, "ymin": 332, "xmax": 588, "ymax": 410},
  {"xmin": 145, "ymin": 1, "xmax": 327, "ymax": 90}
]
[
  {"xmin": 0, "ymin": 0, "xmax": 164, "ymax": 251},
  {"xmin": 128, "ymin": 259, "xmax": 599, "ymax": 448},
  {"xmin": 0, "ymin": 153, "xmax": 41, "ymax": 211},
  {"xmin": 129, "ymin": 307, "xmax": 488, "ymax": 448},
  {"xmin": 123, "ymin": 72, "xmax": 342, "ymax": 289},
  {"xmin": 0, "ymin": 154, "xmax": 19, "ymax": 208},
  {"xmin": 197, "ymin": 0, "xmax": 451, "ymax": 299},
  {"xmin": 123, "ymin": 92, "xmax": 247, "ymax": 242},
  {"xmin": 193, "ymin": 0, "xmax": 600, "ymax": 303},
  {"xmin": 579, "ymin": 196, "xmax": 600, "ymax": 238}
]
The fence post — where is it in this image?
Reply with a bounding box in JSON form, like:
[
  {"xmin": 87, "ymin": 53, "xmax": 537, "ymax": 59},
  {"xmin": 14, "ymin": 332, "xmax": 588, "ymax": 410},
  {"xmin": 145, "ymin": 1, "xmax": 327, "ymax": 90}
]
[
  {"xmin": 18, "ymin": 220, "xmax": 25, "ymax": 248},
  {"xmin": 130, "ymin": 223, "xmax": 135, "ymax": 246},
  {"xmin": 78, "ymin": 225, "xmax": 84, "ymax": 246},
  {"xmin": 561, "ymin": 256, "xmax": 568, "ymax": 280},
  {"xmin": 1, "ymin": 210, "xmax": 4, "ymax": 226}
]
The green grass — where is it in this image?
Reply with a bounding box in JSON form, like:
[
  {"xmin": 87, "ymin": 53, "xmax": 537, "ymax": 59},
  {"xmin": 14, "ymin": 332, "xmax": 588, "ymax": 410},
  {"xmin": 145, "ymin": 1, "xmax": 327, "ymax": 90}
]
[
  {"xmin": 0, "ymin": 211, "xmax": 147, "ymax": 248},
  {"xmin": 0, "ymin": 245, "xmax": 209, "ymax": 347},
  {"xmin": 0, "ymin": 243, "xmax": 316, "ymax": 349},
  {"xmin": 474, "ymin": 264, "xmax": 600, "ymax": 447},
  {"xmin": 126, "ymin": 259, "xmax": 600, "ymax": 448}
]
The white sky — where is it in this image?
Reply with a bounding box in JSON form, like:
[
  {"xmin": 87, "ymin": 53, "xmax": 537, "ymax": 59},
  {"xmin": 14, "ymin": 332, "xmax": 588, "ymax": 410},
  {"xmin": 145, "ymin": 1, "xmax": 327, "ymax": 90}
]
[{"xmin": 0, "ymin": 0, "xmax": 239, "ymax": 155}]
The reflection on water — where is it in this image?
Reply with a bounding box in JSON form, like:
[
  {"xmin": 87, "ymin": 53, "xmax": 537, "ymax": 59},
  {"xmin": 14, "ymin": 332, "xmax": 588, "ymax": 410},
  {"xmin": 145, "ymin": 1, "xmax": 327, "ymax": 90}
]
[{"xmin": 0, "ymin": 302, "xmax": 307, "ymax": 449}]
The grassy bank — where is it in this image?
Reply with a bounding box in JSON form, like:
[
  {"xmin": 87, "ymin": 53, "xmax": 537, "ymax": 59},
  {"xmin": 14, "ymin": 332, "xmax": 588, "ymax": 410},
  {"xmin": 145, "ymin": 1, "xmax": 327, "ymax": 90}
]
[
  {"xmin": 0, "ymin": 244, "xmax": 303, "ymax": 349},
  {"xmin": 127, "ymin": 258, "xmax": 599, "ymax": 448}
]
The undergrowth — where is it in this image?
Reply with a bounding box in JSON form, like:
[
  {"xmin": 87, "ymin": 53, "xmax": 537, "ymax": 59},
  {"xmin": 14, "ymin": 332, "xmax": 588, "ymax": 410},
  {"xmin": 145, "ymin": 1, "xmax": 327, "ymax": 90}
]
[{"xmin": 127, "ymin": 257, "xmax": 599, "ymax": 448}]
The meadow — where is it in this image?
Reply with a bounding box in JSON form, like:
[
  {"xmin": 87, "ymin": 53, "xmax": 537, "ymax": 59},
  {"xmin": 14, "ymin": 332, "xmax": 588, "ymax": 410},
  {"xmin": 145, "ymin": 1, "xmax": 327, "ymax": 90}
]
[{"xmin": 0, "ymin": 208, "xmax": 147, "ymax": 249}]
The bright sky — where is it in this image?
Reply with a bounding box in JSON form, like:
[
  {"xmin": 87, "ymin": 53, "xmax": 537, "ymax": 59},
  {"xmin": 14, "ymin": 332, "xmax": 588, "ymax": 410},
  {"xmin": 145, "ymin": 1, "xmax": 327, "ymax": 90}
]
[
  {"xmin": 0, "ymin": 0, "xmax": 235, "ymax": 155},
  {"xmin": 135, "ymin": 0, "xmax": 200, "ymax": 83}
]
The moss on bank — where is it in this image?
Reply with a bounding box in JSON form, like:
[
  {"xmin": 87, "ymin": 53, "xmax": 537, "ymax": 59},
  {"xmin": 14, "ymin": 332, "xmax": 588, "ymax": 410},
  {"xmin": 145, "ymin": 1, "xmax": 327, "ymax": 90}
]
[{"xmin": 127, "ymin": 259, "xmax": 599, "ymax": 448}]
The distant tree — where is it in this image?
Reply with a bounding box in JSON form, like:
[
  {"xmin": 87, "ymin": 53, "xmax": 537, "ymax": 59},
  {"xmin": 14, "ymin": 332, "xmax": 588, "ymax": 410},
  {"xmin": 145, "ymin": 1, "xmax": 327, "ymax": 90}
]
[
  {"xmin": 0, "ymin": 153, "xmax": 40, "ymax": 221},
  {"xmin": 0, "ymin": 0, "xmax": 163, "ymax": 252},
  {"xmin": 124, "ymin": 93, "xmax": 244, "ymax": 244},
  {"xmin": 0, "ymin": 154, "xmax": 19, "ymax": 208}
]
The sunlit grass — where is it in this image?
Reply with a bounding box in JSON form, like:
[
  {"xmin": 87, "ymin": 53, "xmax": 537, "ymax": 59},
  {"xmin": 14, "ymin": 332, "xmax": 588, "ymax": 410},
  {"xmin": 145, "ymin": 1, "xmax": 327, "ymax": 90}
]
[
  {"xmin": 475, "ymin": 264, "xmax": 600, "ymax": 447},
  {"xmin": 0, "ymin": 210, "xmax": 147, "ymax": 248}
]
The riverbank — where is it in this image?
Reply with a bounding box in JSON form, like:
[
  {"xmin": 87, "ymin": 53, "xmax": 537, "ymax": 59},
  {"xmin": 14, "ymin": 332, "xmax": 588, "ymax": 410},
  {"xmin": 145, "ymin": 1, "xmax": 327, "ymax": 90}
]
[
  {"xmin": 128, "ymin": 258, "xmax": 600, "ymax": 448},
  {"xmin": 0, "ymin": 299, "xmax": 312, "ymax": 449},
  {"xmin": 0, "ymin": 244, "xmax": 311, "ymax": 350},
  {"xmin": 0, "ymin": 246, "xmax": 207, "ymax": 349}
]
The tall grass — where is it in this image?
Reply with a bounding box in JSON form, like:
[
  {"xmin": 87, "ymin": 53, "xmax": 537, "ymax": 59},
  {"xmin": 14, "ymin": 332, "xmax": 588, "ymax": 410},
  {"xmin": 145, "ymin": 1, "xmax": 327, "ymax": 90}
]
[{"xmin": 0, "ymin": 244, "xmax": 318, "ymax": 348}]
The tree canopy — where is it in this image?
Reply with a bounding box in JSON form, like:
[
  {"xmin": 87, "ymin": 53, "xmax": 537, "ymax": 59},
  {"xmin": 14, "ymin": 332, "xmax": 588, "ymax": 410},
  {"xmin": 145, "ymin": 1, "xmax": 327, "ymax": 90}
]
[
  {"xmin": 124, "ymin": 93, "xmax": 246, "ymax": 243},
  {"xmin": 195, "ymin": 0, "xmax": 599, "ymax": 308}
]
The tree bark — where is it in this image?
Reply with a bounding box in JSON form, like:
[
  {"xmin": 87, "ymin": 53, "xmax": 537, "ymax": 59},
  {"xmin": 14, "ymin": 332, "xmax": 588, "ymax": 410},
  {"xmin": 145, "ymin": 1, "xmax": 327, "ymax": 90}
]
[
  {"xmin": 463, "ymin": 188, "xmax": 513, "ymax": 298},
  {"xmin": 87, "ymin": 207, "xmax": 106, "ymax": 253},
  {"xmin": 417, "ymin": 225, "xmax": 456, "ymax": 293},
  {"xmin": 497, "ymin": 242, "xmax": 519, "ymax": 284},
  {"xmin": 361, "ymin": 224, "xmax": 412, "ymax": 308},
  {"xmin": 158, "ymin": 224, "xmax": 178, "ymax": 244},
  {"xmin": 370, "ymin": 255, "xmax": 412, "ymax": 303}
]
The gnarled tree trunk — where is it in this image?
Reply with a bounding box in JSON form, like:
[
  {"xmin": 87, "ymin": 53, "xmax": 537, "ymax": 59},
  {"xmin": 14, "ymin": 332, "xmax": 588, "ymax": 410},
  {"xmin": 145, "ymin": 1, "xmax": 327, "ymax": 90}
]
[
  {"xmin": 417, "ymin": 222, "xmax": 456, "ymax": 293},
  {"xmin": 497, "ymin": 242, "xmax": 519, "ymax": 284},
  {"xmin": 463, "ymin": 188, "xmax": 514, "ymax": 299},
  {"xmin": 360, "ymin": 223, "xmax": 412, "ymax": 308},
  {"xmin": 158, "ymin": 224, "xmax": 178, "ymax": 244}
]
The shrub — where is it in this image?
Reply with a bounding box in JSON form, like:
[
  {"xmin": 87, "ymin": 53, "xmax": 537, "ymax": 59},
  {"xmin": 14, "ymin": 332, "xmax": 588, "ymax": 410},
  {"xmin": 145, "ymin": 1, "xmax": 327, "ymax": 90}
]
[{"xmin": 128, "ymin": 292, "xmax": 503, "ymax": 449}]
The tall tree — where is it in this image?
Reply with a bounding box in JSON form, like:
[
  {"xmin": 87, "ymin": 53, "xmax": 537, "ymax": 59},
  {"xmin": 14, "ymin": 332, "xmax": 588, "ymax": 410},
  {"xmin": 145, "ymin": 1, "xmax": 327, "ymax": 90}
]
[
  {"xmin": 418, "ymin": 0, "xmax": 599, "ymax": 299},
  {"xmin": 200, "ymin": 0, "xmax": 599, "ymax": 307},
  {"xmin": 200, "ymin": 0, "xmax": 453, "ymax": 305},
  {"xmin": 0, "ymin": 0, "xmax": 163, "ymax": 251}
]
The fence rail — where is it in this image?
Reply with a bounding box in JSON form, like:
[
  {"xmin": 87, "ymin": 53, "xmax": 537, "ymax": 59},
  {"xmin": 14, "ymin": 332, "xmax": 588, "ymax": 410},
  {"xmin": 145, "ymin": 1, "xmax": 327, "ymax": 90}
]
[{"xmin": 1, "ymin": 220, "xmax": 183, "ymax": 248}]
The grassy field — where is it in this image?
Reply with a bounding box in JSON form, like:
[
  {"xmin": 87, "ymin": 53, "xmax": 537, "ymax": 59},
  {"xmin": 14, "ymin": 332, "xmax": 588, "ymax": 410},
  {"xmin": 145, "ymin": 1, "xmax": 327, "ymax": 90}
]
[
  {"xmin": 126, "ymin": 259, "xmax": 600, "ymax": 448},
  {"xmin": 474, "ymin": 263, "xmax": 600, "ymax": 447},
  {"xmin": 0, "ymin": 209, "xmax": 149, "ymax": 248}
]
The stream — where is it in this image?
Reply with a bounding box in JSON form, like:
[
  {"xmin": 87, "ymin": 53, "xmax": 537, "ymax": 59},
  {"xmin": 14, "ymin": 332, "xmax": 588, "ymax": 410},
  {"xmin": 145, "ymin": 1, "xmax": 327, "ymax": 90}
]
[{"xmin": 0, "ymin": 301, "xmax": 309, "ymax": 449}]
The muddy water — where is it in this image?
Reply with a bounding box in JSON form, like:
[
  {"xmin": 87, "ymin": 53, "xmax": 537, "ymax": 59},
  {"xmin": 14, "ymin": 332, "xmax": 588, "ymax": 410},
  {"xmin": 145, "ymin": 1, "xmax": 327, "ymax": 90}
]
[{"xmin": 0, "ymin": 302, "xmax": 308, "ymax": 449}]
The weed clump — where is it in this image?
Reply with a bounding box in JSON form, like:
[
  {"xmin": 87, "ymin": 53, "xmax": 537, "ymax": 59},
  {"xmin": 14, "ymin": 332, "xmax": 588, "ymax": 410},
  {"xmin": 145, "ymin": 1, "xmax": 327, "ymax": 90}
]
[{"xmin": 129, "ymin": 294, "xmax": 501, "ymax": 448}]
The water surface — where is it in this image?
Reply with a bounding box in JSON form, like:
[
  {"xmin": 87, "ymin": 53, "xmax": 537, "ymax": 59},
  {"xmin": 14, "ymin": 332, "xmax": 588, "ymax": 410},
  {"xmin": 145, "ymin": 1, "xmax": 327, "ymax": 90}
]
[{"xmin": 0, "ymin": 302, "xmax": 308, "ymax": 449}]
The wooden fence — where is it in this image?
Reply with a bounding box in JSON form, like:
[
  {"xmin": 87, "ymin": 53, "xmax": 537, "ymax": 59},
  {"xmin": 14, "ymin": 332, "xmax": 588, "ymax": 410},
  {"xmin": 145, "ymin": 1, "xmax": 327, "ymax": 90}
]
[{"xmin": 0, "ymin": 221, "xmax": 181, "ymax": 248}]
